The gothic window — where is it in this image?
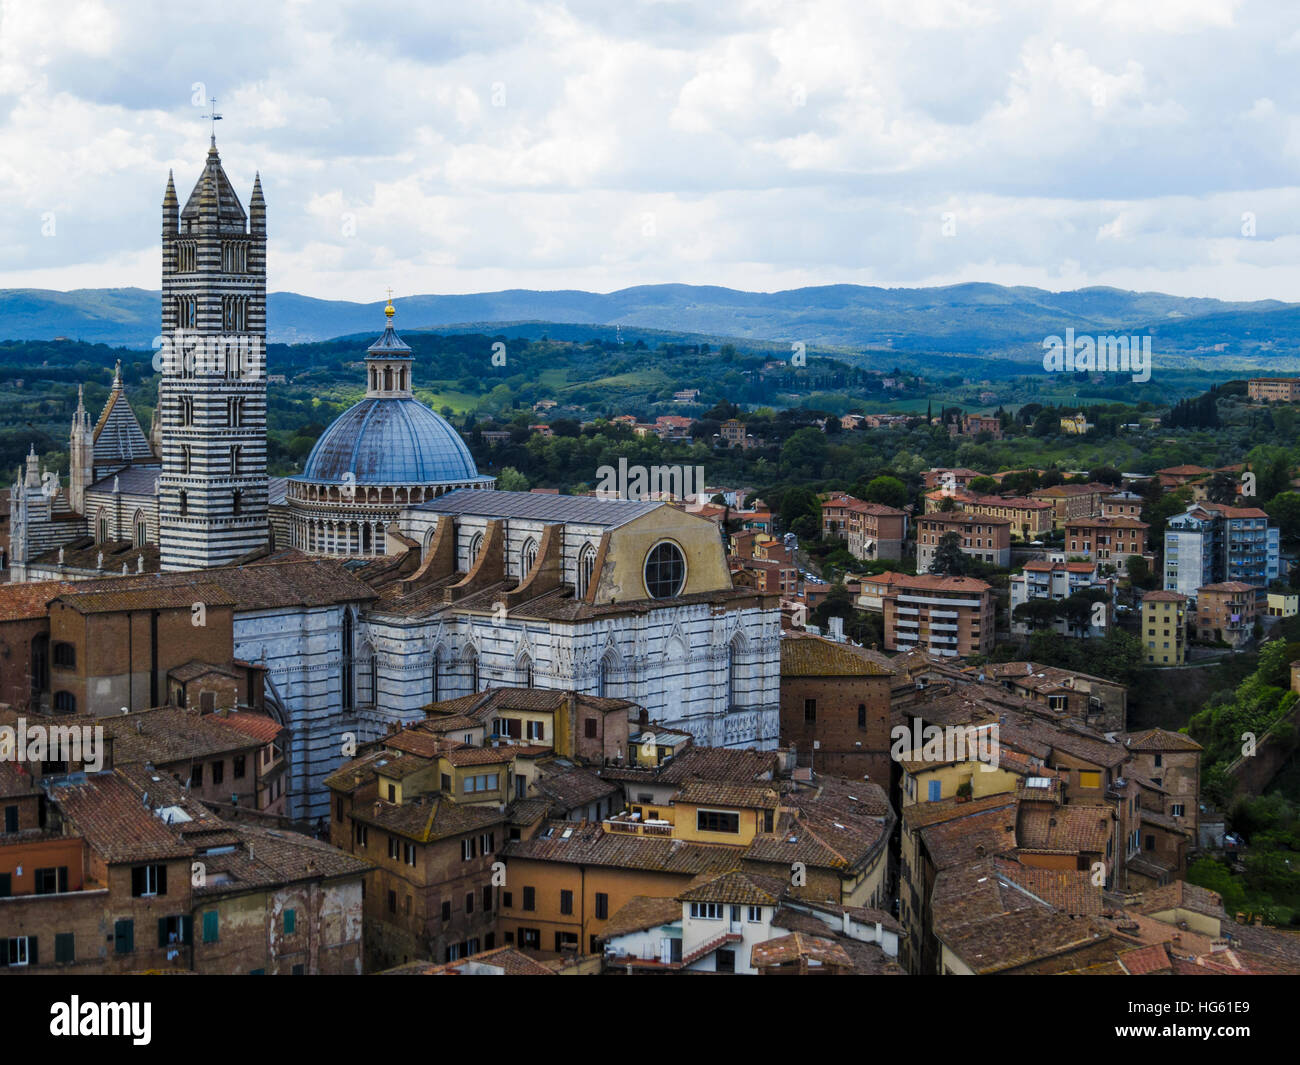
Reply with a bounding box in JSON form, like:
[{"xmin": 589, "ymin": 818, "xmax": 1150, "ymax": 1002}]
[
  {"xmin": 465, "ymin": 649, "xmax": 479, "ymax": 693},
  {"xmin": 229, "ymin": 445, "xmax": 241, "ymax": 477},
  {"xmin": 727, "ymin": 641, "xmax": 740, "ymax": 709},
  {"xmin": 468, "ymin": 532, "xmax": 483, "ymax": 567},
  {"xmin": 519, "ymin": 655, "xmax": 533, "ymax": 689},
  {"xmin": 178, "ymin": 490, "xmax": 188, "ymax": 517},
  {"xmin": 577, "ymin": 543, "xmax": 597, "ymax": 599},
  {"xmin": 181, "ymin": 445, "xmax": 191, "ymax": 476},
  {"xmin": 133, "ymin": 511, "xmax": 147, "ymax": 548},
  {"xmin": 368, "ymin": 651, "xmax": 378, "ymax": 707},
  {"xmin": 422, "ymin": 528, "xmax": 435, "ymax": 561},
  {"xmin": 643, "ymin": 541, "xmax": 686, "ymax": 599},
  {"xmin": 96, "ymin": 512, "xmax": 108, "ymax": 544},
  {"xmin": 232, "ymin": 489, "xmax": 242, "ymax": 516},
  {"xmin": 432, "ymin": 649, "xmax": 442, "ymax": 703},
  {"xmin": 362, "ymin": 524, "xmax": 372, "ymax": 554},
  {"xmin": 341, "ymin": 611, "xmax": 355, "ymax": 712},
  {"xmin": 181, "ymin": 396, "xmax": 194, "ymax": 427},
  {"xmin": 520, "ymin": 537, "xmax": 538, "ymax": 580}
]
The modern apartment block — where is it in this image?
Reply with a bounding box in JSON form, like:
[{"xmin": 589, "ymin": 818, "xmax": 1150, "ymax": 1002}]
[
  {"xmin": 882, "ymin": 574, "xmax": 995, "ymax": 658},
  {"xmin": 1009, "ymin": 560, "xmax": 1115, "ymax": 638},
  {"xmin": 1163, "ymin": 503, "xmax": 1279, "ymax": 598}
]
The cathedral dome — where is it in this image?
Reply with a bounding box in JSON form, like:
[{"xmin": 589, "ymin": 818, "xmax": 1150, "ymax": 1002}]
[{"xmin": 302, "ymin": 396, "xmax": 479, "ymax": 485}]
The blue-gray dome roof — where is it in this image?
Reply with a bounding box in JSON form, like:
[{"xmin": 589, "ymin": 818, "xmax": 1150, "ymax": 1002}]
[{"xmin": 299, "ymin": 397, "xmax": 480, "ymax": 485}]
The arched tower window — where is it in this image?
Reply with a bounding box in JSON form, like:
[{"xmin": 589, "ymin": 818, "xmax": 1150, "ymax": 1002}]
[
  {"xmin": 577, "ymin": 543, "xmax": 597, "ymax": 599},
  {"xmin": 133, "ymin": 510, "xmax": 147, "ymax": 548},
  {"xmin": 468, "ymin": 532, "xmax": 483, "ymax": 567}
]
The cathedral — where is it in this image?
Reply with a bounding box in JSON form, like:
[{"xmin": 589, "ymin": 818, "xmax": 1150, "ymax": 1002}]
[{"xmin": 6, "ymin": 138, "xmax": 783, "ymax": 821}]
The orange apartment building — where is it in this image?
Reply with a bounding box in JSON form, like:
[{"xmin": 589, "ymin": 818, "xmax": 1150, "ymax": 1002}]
[
  {"xmin": 882, "ymin": 574, "xmax": 995, "ymax": 658},
  {"xmin": 1063, "ymin": 516, "xmax": 1150, "ymax": 571},
  {"xmin": 1195, "ymin": 582, "xmax": 1257, "ymax": 648},
  {"xmin": 915, "ymin": 513, "xmax": 1011, "ymax": 570}
]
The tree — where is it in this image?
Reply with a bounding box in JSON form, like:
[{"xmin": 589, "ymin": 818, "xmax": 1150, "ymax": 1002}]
[
  {"xmin": 1266, "ymin": 492, "xmax": 1300, "ymax": 543},
  {"xmin": 928, "ymin": 532, "xmax": 970, "ymax": 576},
  {"xmin": 1204, "ymin": 472, "xmax": 1238, "ymax": 506},
  {"xmin": 496, "ymin": 467, "xmax": 530, "ymax": 492},
  {"xmin": 1126, "ymin": 554, "xmax": 1155, "ymax": 590},
  {"xmin": 1088, "ymin": 466, "xmax": 1123, "ymax": 486},
  {"xmin": 968, "ymin": 476, "xmax": 998, "ymax": 494},
  {"xmin": 779, "ymin": 427, "xmax": 829, "ymax": 479},
  {"xmin": 862, "ymin": 475, "xmax": 908, "ymax": 509}
]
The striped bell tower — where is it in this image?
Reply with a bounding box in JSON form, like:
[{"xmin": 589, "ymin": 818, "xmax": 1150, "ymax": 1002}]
[{"xmin": 158, "ymin": 136, "xmax": 269, "ymax": 570}]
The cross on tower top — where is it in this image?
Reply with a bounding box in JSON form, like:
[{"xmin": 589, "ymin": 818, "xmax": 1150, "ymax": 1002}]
[{"xmin": 202, "ymin": 96, "xmax": 223, "ymax": 145}]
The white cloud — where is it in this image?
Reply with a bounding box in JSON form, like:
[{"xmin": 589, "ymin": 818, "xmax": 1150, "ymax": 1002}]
[{"xmin": 0, "ymin": 0, "xmax": 1297, "ymax": 303}]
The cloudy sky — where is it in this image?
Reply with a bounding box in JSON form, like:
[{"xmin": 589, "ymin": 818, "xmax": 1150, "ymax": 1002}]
[{"xmin": 2, "ymin": 0, "xmax": 1300, "ymax": 301}]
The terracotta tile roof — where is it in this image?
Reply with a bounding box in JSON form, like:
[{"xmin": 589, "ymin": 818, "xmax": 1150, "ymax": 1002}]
[
  {"xmin": 655, "ymin": 745, "xmax": 777, "ymax": 786},
  {"xmin": 1116, "ymin": 942, "xmax": 1174, "ymax": 975},
  {"xmin": 993, "ymin": 857, "xmax": 1104, "ymax": 916},
  {"xmin": 746, "ymin": 779, "xmax": 891, "ymax": 870},
  {"xmin": 920, "ymin": 803, "xmax": 1019, "ymax": 870},
  {"xmin": 1130, "ymin": 880, "xmax": 1226, "ymax": 919},
  {"xmin": 893, "ymin": 573, "xmax": 992, "ymax": 594},
  {"xmin": 62, "ymin": 555, "xmax": 378, "ymax": 612},
  {"xmin": 95, "ymin": 706, "xmax": 262, "ymax": 766},
  {"xmin": 351, "ymin": 793, "xmax": 506, "ymax": 844},
  {"xmin": 440, "ymin": 746, "xmax": 515, "ymax": 767},
  {"xmin": 502, "ymin": 819, "xmax": 741, "ymax": 876},
  {"xmin": 206, "ymin": 711, "xmax": 282, "ymax": 745},
  {"xmin": 1125, "ymin": 728, "xmax": 1203, "ymax": 753},
  {"xmin": 51, "ymin": 771, "xmax": 193, "ymax": 864},
  {"xmin": 54, "ymin": 583, "xmax": 236, "ymax": 614},
  {"xmin": 672, "ymin": 780, "xmax": 779, "ymax": 809},
  {"xmin": 1017, "ymin": 803, "xmax": 1112, "ymax": 854},
  {"xmin": 780, "ymin": 632, "xmax": 895, "ymax": 677},
  {"xmin": 678, "ymin": 870, "xmax": 787, "ymax": 905},
  {"xmin": 751, "ymin": 932, "xmax": 854, "ymax": 970},
  {"xmin": 167, "ymin": 659, "xmax": 238, "ymax": 683},
  {"xmin": 0, "ymin": 579, "xmax": 78, "ymax": 622},
  {"xmin": 1142, "ymin": 590, "xmax": 1189, "ymax": 602},
  {"xmin": 931, "ymin": 860, "xmax": 1108, "ymax": 973},
  {"xmin": 601, "ymin": 895, "xmax": 683, "ymax": 939},
  {"xmin": 532, "ymin": 760, "xmax": 619, "ymax": 812},
  {"xmin": 192, "ymin": 822, "xmax": 371, "ymax": 895},
  {"xmin": 902, "ymin": 794, "xmax": 1017, "ymax": 833}
]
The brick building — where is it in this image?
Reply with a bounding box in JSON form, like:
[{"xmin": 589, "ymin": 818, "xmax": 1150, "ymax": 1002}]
[{"xmin": 779, "ymin": 632, "xmax": 894, "ymax": 783}]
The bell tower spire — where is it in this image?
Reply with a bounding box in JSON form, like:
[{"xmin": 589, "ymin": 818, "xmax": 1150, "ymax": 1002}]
[{"xmin": 158, "ymin": 131, "xmax": 268, "ymax": 571}]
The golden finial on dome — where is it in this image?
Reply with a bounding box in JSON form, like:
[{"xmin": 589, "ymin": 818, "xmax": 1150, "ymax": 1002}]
[{"xmin": 385, "ymin": 287, "xmax": 395, "ymax": 320}]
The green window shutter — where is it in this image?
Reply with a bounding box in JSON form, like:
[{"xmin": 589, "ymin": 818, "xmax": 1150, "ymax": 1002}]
[
  {"xmin": 114, "ymin": 919, "xmax": 133, "ymax": 954},
  {"xmin": 202, "ymin": 911, "xmax": 218, "ymax": 943},
  {"xmin": 54, "ymin": 933, "xmax": 74, "ymax": 963},
  {"xmin": 283, "ymin": 909, "xmax": 295, "ymax": 934},
  {"xmin": 181, "ymin": 915, "xmax": 193, "ymax": 945}
]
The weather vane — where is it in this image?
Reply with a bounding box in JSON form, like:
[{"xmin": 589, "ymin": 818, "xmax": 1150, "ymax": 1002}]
[{"xmin": 203, "ymin": 96, "xmax": 223, "ymax": 144}]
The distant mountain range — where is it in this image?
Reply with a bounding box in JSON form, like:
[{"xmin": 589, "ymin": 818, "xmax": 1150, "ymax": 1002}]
[{"xmin": 3, "ymin": 283, "xmax": 1299, "ymax": 366}]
